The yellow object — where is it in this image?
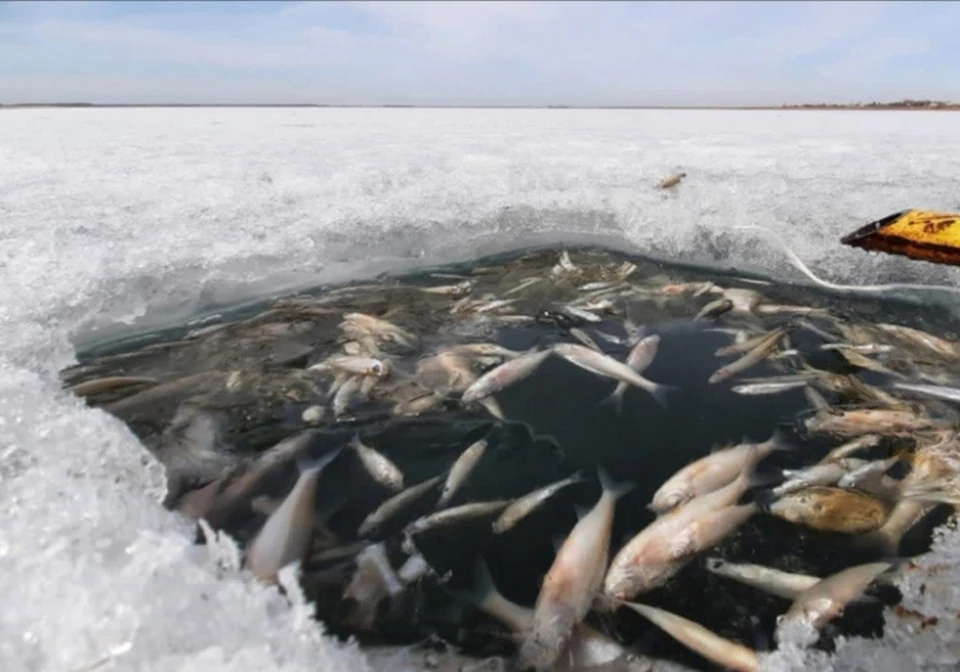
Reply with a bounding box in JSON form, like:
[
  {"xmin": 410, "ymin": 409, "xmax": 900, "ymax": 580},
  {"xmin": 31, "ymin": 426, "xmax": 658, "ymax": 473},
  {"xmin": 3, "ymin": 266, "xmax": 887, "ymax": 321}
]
[{"xmin": 841, "ymin": 209, "xmax": 960, "ymax": 267}]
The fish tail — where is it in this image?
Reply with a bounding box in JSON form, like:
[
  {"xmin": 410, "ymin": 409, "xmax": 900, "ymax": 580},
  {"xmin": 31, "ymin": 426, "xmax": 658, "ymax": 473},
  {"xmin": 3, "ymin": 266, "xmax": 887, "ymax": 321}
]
[
  {"xmin": 295, "ymin": 447, "xmax": 343, "ymax": 475},
  {"xmin": 596, "ymin": 386, "xmax": 626, "ymax": 413},
  {"xmin": 769, "ymin": 425, "xmax": 800, "ymax": 453},
  {"xmin": 649, "ymin": 383, "xmax": 676, "ymax": 410},
  {"xmin": 597, "ymin": 466, "xmax": 635, "ymax": 500}
]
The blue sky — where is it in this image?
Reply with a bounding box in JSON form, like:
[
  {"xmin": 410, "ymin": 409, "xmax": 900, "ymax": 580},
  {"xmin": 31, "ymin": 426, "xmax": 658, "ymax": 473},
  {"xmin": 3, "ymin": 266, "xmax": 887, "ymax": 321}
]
[{"xmin": 1, "ymin": 1, "xmax": 958, "ymax": 106}]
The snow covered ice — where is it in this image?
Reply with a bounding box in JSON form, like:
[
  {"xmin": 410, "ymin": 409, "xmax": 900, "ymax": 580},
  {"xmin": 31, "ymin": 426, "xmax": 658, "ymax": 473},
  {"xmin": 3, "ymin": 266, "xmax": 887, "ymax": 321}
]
[{"xmin": 2, "ymin": 106, "xmax": 960, "ymax": 671}]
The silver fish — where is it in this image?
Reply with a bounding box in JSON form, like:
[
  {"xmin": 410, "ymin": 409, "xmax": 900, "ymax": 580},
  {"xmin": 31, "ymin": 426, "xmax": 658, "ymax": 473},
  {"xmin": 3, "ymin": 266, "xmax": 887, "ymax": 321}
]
[
  {"xmin": 332, "ymin": 374, "xmax": 363, "ymax": 417},
  {"xmin": 404, "ymin": 499, "xmax": 512, "ymax": 537},
  {"xmin": 461, "ymin": 348, "xmax": 552, "ymax": 403},
  {"xmin": 705, "ymin": 558, "xmax": 820, "ymax": 600},
  {"xmin": 618, "ymin": 601, "xmax": 760, "ymax": 672},
  {"xmin": 603, "ymin": 334, "xmax": 661, "ymax": 411},
  {"xmin": 245, "ymin": 448, "xmax": 342, "ymax": 584},
  {"xmin": 351, "ymin": 435, "xmax": 405, "ymax": 492},
  {"xmin": 709, "ymin": 328, "xmax": 786, "ymax": 384},
  {"xmin": 569, "ymin": 327, "xmax": 602, "ymax": 352},
  {"xmin": 357, "ymin": 474, "xmax": 445, "ymax": 538},
  {"xmin": 518, "ymin": 469, "xmax": 633, "ymax": 672},
  {"xmin": 732, "ymin": 380, "xmax": 808, "ymax": 396},
  {"xmin": 552, "ymin": 342, "xmax": 671, "ymax": 408},
  {"xmin": 892, "ymin": 382, "xmax": 960, "ymax": 405},
  {"xmin": 437, "ymin": 439, "xmax": 488, "ymax": 508},
  {"xmin": 493, "ymin": 472, "xmax": 588, "ymax": 534}
]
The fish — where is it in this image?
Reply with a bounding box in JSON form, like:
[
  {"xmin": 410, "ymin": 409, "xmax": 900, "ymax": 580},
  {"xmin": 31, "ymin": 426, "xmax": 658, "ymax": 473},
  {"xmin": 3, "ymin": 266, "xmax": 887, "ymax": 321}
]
[
  {"xmin": 601, "ymin": 334, "xmax": 661, "ymax": 412},
  {"xmin": 493, "ymin": 472, "xmax": 588, "ymax": 534},
  {"xmin": 695, "ymin": 298, "xmax": 733, "ymax": 321},
  {"xmin": 350, "ymin": 435, "xmax": 405, "ymax": 492},
  {"xmin": 820, "ymin": 434, "xmax": 883, "ymax": 462},
  {"xmin": 332, "ymin": 374, "xmax": 363, "ymax": 418},
  {"xmin": 762, "ymin": 486, "xmax": 891, "ymax": 535},
  {"xmin": 709, "ymin": 328, "xmax": 787, "ymax": 385},
  {"xmin": 704, "ymin": 558, "xmax": 820, "ymax": 600},
  {"xmin": 517, "ymin": 468, "xmax": 633, "ymax": 672},
  {"xmin": 892, "ymin": 382, "xmax": 960, "ymax": 405},
  {"xmin": 820, "ymin": 343, "xmax": 896, "ymax": 355},
  {"xmin": 68, "ymin": 375, "xmax": 158, "ymax": 399},
  {"xmin": 464, "ymin": 561, "xmax": 641, "ymax": 671},
  {"xmin": 649, "ymin": 433, "xmax": 783, "ymax": 513},
  {"xmin": 340, "ymin": 312, "xmax": 417, "ymax": 349},
  {"xmin": 658, "ymin": 172, "xmax": 687, "ymax": 190},
  {"xmin": 874, "ymin": 323, "xmax": 957, "ymax": 358},
  {"xmin": 301, "ymin": 405, "xmax": 325, "ymax": 425},
  {"xmin": 342, "ymin": 542, "xmax": 405, "ymax": 631},
  {"xmin": 804, "ymin": 407, "xmax": 941, "ymax": 437},
  {"xmin": 836, "ymin": 456, "xmax": 901, "ymax": 495},
  {"xmin": 773, "ymin": 460, "xmax": 865, "ymax": 497},
  {"xmin": 617, "ymin": 601, "xmax": 760, "ymax": 672},
  {"xmin": 311, "ymin": 355, "xmax": 386, "ymax": 377},
  {"xmin": 404, "ymin": 499, "xmax": 512, "ymax": 537},
  {"xmin": 244, "ymin": 448, "xmax": 342, "ymax": 584},
  {"xmin": 562, "ymin": 305, "xmax": 603, "ymax": 323},
  {"xmin": 357, "ymin": 474, "xmax": 446, "ymax": 538},
  {"xmin": 853, "ymin": 499, "xmax": 937, "ymax": 556},
  {"xmin": 419, "ymin": 280, "xmax": 473, "ymax": 297},
  {"xmin": 461, "ymin": 348, "xmax": 553, "ymax": 403},
  {"xmin": 437, "ymin": 439, "xmax": 488, "ymax": 508},
  {"xmin": 732, "ymin": 380, "xmax": 808, "ymax": 396},
  {"xmin": 416, "ymin": 351, "xmax": 476, "ymax": 397},
  {"xmin": 568, "ymin": 327, "xmax": 602, "ymax": 352},
  {"xmin": 446, "ymin": 343, "xmax": 524, "ymax": 360},
  {"xmin": 551, "ymin": 342, "xmax": 672, "ymax": 409},
  {"xmin": 722, "ymin": 288, "xmax": 763, "ymax": 315},
  {"xmin": 775, "ymin": 561, "xmax": 895, "ymax": 643},
  {"xmin": 605, "ymin": 451, "xmax": 760, "ymax": 601}
]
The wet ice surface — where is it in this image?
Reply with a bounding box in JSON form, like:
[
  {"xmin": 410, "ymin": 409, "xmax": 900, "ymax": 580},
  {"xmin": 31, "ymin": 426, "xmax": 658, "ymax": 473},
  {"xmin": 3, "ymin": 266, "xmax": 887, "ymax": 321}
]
[{"xmin": 3, "ymin": 107, "xmax": 960, "ymax": 672}]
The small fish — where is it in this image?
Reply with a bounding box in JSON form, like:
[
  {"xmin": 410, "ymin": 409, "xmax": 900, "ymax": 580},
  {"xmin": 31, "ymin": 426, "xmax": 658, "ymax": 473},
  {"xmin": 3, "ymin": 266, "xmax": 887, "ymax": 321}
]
[
  {"xmin": 763, "ymin": 486, "xmax": 891, "ymax": 535},
  {"xmin": 773, "ymin": 460, "xmax": 864, "ymax": 497},
  {"xmin": 732, "ymin": 380, "xmax": 808, "ymax": 396},
  {"xmin": 722, "ymin": 288, "xmax": 763, "ymax": 315},
  {"xmin": 605, "ymin": 450, "xmax": 760, "ymax": 601},
  {"xmin": 461, "ymin": 348, "xmax": 552, "ymax": 403},
  {"xmin": 518, "ymin": 468, "xmax": 633, "ymax": 672},
  {"xmin": 705, "ymin": 558, "xmax": 820, "ymax": 601},
  {"xmin": 892, "ymin": 382, "xmax": 960, "ymax": 405},
  {"xmin": 446, "ymin": 343, "xmax": 524, "ymax": 360},
  {"xmin": 658, "ymin": 172, "xmax": 687, "ymax": 190},
  {"xmin": 618, "ymin": 601, "xmax": 760, "ymax": 672},
  {"xmin": 602, "ymin": 334, "xmax": 661, "ymax": 412},
  {"xmin": 350, "ymin": 435, "xmax": 404, "ymax": 492},
  {"xmin": 875, "ymin": 323, "xmax": 957, "ymax": 358},
  {"xmin": 503, "ymin": 276, "xmax": 542, "ymax": 297},
  {"xmin": 578, "ymin": 281, "xmax": 619, "ymax": 292},
  {"xmin": 836, "ymin": 456, "xmax": 900, "ymax": 494},
  {"xmin": 332, "ymin": 374, "xmax": 363, "ymax": 418},
  {"xmin": 357, "ymin": 474, "xmax": 445, "ymax": 538},
  {"xmin": 244, "ymin": 448, "xmax": 342, "ymax": 584},
  {"xmin": 68, "ymin": 376, "xmax": 158, "ymax": 399},
  {"xmin": 419, "ymin": 280, "xmax": 473, "ymax": 297},
  {"xmin": 568, "ymin": 327, "xmax": 602, "ymax": 352},
  {"xmin": 437, "ymin": 439, "xmax": 488, "ymax": 508},
  {"xmin": 340, "ymin": 312, "xmax": 417, "ymax": 349},
  {"xmin": 552, "ymin": 342, "xmax": 672, "ymax": 408},
  {"xmin": 311, "ymin": 355, "xmax": 386, "ymax": 377},
  {"xmin": 820, "ymin": 343, "xmax": 895, "ymax": 355},
  {"xmin": 404, "ymin": 499, "xmax": 512, "ymax": 537},
  {"xmin": 551, "ymin": 250, "xmax": 578, "ymax": 275},
  {"xmin": 820, "ymin": 434, "xmax": 883, "ymax": 462},
  {"xmin": 804, "ymin": 408, "xmax": 940, "ymax": 437},
  {"xmin": 493, "ymin": 472, "xmax": 588, "ymax": 533},
  {"xmin": 650, "ymin": 434, "xmax": 783, "ymax": 513},
  {"xmin": 775, "ymin": 562, "xmax": 895, "ymax": 643},
  {"xmin": 709, "ymin": 328, "xmax": 786, "ymax": 385},
  {"xmin": 695, "ymin": 298, "xmax": 733, "ymax": 321},
  {"xmin": 562, "ymin": 305, "xmax": 603, "ymax": 323}
]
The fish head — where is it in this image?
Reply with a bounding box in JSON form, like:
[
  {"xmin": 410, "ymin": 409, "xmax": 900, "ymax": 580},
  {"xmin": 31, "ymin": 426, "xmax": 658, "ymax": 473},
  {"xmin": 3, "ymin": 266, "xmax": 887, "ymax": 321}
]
[
  {"xmin": 649, "ymin": 489, "xmax": 684, "ymax": 513},
  {"xmin": 368, "ymin": 361, "xmax": 385, "ymax": 377}
]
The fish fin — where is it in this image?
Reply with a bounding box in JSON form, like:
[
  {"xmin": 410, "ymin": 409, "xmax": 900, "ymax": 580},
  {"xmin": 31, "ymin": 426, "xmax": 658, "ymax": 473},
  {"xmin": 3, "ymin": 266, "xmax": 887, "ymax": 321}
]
[
  {"xmin": 804, "ymin": 386, "xmax": 832, "ymax": 413},
  {"xmin": 596, "ymin": 388, "xmax": 626, "ymax": 413},
  {"xmin": 295, "ymin": 447, "xmax": 343, "ymax": 475},
  {"xmin": 573, "ymin": 503, "xmax": 590, "ymax": 520},
  {"xmin": 597, "ymin": 466, "xmax": 635, "ymax": 500},
  {"xmin": 649, "ymin": 384, "xmax": 676, "ymax": 410}
]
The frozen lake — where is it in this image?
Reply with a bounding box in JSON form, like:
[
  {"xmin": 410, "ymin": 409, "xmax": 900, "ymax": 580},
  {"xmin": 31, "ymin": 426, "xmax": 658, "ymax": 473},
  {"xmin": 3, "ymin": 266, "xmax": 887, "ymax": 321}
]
[{"xmin": 2, "ymin": 107, "xmax": 960, "ymax": 671}]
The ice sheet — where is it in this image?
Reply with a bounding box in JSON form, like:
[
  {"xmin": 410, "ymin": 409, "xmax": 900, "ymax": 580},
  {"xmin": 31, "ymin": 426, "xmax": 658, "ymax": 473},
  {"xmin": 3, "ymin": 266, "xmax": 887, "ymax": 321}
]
[{"xmin": 1, "ymin": 107, "xmax": 959, "ymax": 671}]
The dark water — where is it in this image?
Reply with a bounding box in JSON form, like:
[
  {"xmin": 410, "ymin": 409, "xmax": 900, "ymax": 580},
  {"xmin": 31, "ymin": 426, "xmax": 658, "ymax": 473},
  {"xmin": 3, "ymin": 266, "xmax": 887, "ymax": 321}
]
[{"xmin": 63, "ymin": 244, "xmax": 960, "ymax": 671}]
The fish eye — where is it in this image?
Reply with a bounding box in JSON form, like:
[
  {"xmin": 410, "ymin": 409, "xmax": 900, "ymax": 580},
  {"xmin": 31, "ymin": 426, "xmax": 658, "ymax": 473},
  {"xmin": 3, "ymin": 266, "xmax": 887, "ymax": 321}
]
[{"xmin": 371, "ymin": 362, "xmax": 383, "ymax": 376}]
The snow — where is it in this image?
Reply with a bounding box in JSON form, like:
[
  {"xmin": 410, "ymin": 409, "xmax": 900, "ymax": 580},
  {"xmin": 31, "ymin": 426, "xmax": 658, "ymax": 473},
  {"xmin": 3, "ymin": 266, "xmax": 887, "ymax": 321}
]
[{"xmin": 1, "ymin": 106, "xmax": 959, "ymax": 671}]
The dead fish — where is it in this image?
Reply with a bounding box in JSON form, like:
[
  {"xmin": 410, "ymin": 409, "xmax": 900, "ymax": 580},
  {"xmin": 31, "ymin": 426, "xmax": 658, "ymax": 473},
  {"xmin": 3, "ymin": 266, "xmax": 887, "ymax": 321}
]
[
  {"xmin": 695, "ymin": 298, "xmax": 733, "ymax": 321},
  {"xmin": 874, "ymin": 323, "xmax": 957, "ymax": 358},
  {"xmin": 804, "ymin": 408, "xmax": 940, "ymax": 437},
  {"xmin": 350, "ymin": 435, "xmax": 404, "ymax": 492},
  {"xmin": 446, "ymin": 343, "xmax": 524, "ymax": 360},
  {"xmin": 461, "ymin": 349, "xmax": 552, "ymax": 403},
  {"xmin": 68, "ymin": 375, "xmax": 158, "ymax": 399},
  {"xmin": 465, "ymin": 561, "xmax": 638, "ymax": 671},
  {"xmin": 393, "ymin": 391, "xmax": 443, "ymax": 417},
  {"xmin": 892, "ymin": 382, "xmax": 960, "ymax": 405},
  {"xmin": 437, "ymin": 439, "xmax": 488, "ymax": 508},
  {"xmin": 493, "ymin": 472, "xmax": 588, "ymax": 534},
  {"xmin": 762, "ymin": 486, "xmax": 891, "ymax": 535},
  {"xmin": 605, "ymin": 451, "xmax": 760, "ymax": 601},
  {"xmin": 419, "ymin": 280, "xmax": 473, "ymax": 297},
  {"xmin": 552, "ymin": 250, "xmax": 578, "ymax": 275},
  {"xmin": 658, "ymin": 172, "xmax": 687, "ymax": 190},
  {"xmin": 618, "ymin": 601, "xmax": 760, "ymax": 672},
  {"xmin": 722, "ymin": 288, "xmax": 763, "ymax": 315},
  {"xmin": 311, "ymin": 354, "xmax": 387, "ymax": 377},
  {"xmin": 244, "ymin": 448, "xmax": 342, "ymax": 584},
  {"xmin": 503, "ymin": 276, "xmax": 542, "ymax": 297},
  {"xmin": 650, "ymin": 433, "xmax": 783, "ymax": 513},
  {"xmin": 820, "ymin": 434, "xmax": 883, "ymax": 462},
  {"xmin": 705, "ymin": 558, "xmax": 820, "ymax": 601},
  {"xmin": 602, "ymin": 335, "xmax": 661, "ymax": 412},
  {"xmin": 333, "ymin": 374, "xmax": 363, "ymax": 418},
  {"xmin": 836, "ymin": 456, "xmax": 900, "ymax": 494},
  {"xmin": 709, "ymin": 328, "xmax": 786, "ymax": 385},
  {"xmin": 301, "ymin": 405, "xmax": 325, "ymax": 425},
  {"xmin": 340, "ymin": 312, "xmax": 417, "ymax": 349},
  {"xmin": 404, "ymin": 499, "xmax": 512, "ymax": 537},
  {"xmin": 775, "ymin": 561, "xmax": 895, "ymax": 643},
  {"xmin": 568, "ymin": 327, "xmax": 602, "ymax": 352},
  {"xmin": 357, "ymin": 474, "xmax": 446, "ymax": 538},
  {"xmin": 773, "ymin": 460, "xmax": 865, "ymax": 497},
  {"xmin": 854, "ymin": 499, "xmax": 937, "ymax": 556},
  {"xmin": 552, "ymin": 342, "xmax": 672, "ymax": 408},
  {"xmin": 820, "ymin": 343, "xmax": 895, "ymax": 355},
  {"xmin": 732, "ymin": 380, "xmax": 808, "ymax": 396},
  {"xmin": 562, "ymin": 305, "xmax": 603, "ymax": 323},
  {"xmin": 416, "ymin": 351, "xmax": 476, "ymax": 397},
  {"xmin": 517, "ymin": 468, "xmax": 633, "ymax": 672}
]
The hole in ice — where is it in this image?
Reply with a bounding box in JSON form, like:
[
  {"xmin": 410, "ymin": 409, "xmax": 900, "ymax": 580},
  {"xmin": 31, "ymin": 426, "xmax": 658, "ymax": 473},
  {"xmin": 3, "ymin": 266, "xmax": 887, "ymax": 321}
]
[{"xmin": 61, "ymin": 245, "xmax": 960, "ymax": 671}]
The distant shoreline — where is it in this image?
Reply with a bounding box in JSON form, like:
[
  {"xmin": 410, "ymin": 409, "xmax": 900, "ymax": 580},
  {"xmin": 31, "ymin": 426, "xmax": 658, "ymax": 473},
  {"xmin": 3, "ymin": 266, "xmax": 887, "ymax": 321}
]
[{"xmin": 2, "ymin": 102, "xmax": 959, "ymax": 111}]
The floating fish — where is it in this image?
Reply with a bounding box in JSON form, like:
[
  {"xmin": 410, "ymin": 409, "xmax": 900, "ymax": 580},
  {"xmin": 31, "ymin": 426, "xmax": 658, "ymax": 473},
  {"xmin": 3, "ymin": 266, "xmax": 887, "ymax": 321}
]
[
  {"xmin": 437, "ymin": 439, "xmax": 488, "ymax": 508},
  {"xmin": 762, "ymin": 486, "xmax": 891, "ymax": 535},
  {"xmin": 493, "ymin": 472, "xmax": 588, "ymax": 534},
  {"xmin": 709, "ymin": 328, "xmax": 787, "ymax": 385},
  {"xmin": 357, "ymin": 474, "xmax": 445, "ymax": 538},
  {"xmin": 705, "ymin": 558, "xmax": 820, "ymax": 600},
  {"xmin": 552, "ymin": 342, "xmax": 672, "ymax": 408},
  {"xmin": 350, "ymin": 435, "xmax": 405, "ymax": 492},
  {"xmin": 602, "ymin": 334, "xmax": 661, "ymax": 412},
  {"xmin": 461, "ymin": 348, "xmax": 553, "ymax": 403},
  {"xmin": 404, "ymin": 499, "xmax": 512, "ymax": 537}
]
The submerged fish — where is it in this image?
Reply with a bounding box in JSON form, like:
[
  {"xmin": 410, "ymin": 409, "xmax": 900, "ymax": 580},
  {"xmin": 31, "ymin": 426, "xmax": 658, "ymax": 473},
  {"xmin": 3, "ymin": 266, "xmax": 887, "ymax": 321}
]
[
  {"xmin": 763, "ymin": 486, "xmax": 891, "ymax": 535},
  {"xmin": 357, "ymin": 474, "xmax": 446, "ymax": 538},
  {"xmin": 518, "ymin": 469, "xmax": 633, "ymax": 672},
  {"xmin": 350, "ymin": 435, "xmax": 405, "ymax": 492},
  {"xmin": 552, "ymin": 342, "xmax": 672, "ymax": 408},
  {"xmin": 493, "ymin": 472, "xmax": 588, "ymax": 534},
  {"xmin": 618, "ymin": 601, "xmax": 760, "ymax": 672},
  {"xmin": 602, "ymin": 334, "xmax": 661, "ymax": 412},
  {"xmin": 404, "ymin": 499, "xmax": 512, "ymax": 537},
  {"xmin": 775, "ymin": 561, "xmax": 895, "ymax": 643},
  {"xmin": 709, "ymin": 328, "xmax": 786, "ymax": 385},
  {"xmin": 461, "ymin": 349, "xmax": 553, "ymax": 403},
  {"xmin": 705, "ymin": 558, "xmax": 820, "ymax": 600},
  {"xmin": 804, "ymin": 408, "xmax": 940, "ymax": 437},
  {"xmin": 437, "ymin": 438, "xmax": 488, "ymax": 508},
  {"xmin": 244, "ymin": 448, "xmax": 342, "ymax": 584}
]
